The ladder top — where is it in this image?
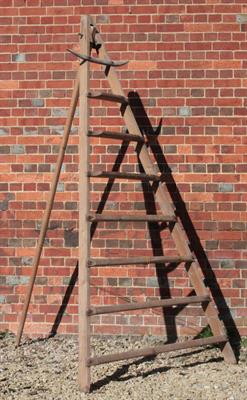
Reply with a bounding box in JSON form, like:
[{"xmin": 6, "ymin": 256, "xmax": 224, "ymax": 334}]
[{"xmin": 68, "ymin": 49, "xmax": 128, "ymax": 67}]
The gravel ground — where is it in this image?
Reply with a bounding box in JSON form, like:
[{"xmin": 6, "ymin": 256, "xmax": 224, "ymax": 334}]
[{"xmin": 0, "ymin": 332, "xmax": 246, "ymax": 400}]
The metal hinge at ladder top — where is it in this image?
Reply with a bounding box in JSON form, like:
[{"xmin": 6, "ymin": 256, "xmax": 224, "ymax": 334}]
[{"xmin": 78, "ymin": 24, "xmax": 103, "ymax": 50}]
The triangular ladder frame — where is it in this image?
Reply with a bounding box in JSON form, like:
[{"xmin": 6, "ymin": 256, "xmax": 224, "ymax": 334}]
[{"xmin": 16, "ymin": 15, "xmax": 237, "ymax": 393}]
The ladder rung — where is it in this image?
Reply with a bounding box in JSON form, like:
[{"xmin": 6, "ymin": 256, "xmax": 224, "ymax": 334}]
[
  {"xmin": 88, "ymin": 171, "xmax": 160, "ymax": 181},
  {"xmin": 87, "ymin": 91, "xmax": 128, "ymax": 104},
  {"xmin": 67, "ymin": 49, "xmax": 128, "ymax": 67},
  {"xmin": 88, "ymin": 335, "xmax": 228, "ymax": 366},
  {"xmin": 88, "ymin": 255, "xmax": 194, "ymax": 267},
  {"xmin": 87, "ymin": 295, "xmax": 210, "ymax": 316},
  {"xmin": 88, "ymin": 130, "xmax": 144, "ymax": 143},
  {"xmin": 87, "ymin": 213, "xmax": 176, "ymax": 222}
]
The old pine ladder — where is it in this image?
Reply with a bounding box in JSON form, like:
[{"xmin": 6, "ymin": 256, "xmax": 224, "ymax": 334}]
[{"xmin": 16, "ymin": 15, "xmax": 237, "ymax": 393}]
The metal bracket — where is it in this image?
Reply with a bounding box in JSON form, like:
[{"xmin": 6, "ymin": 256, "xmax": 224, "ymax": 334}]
[{"xmin": 67, "ymin": 48, "xmax": 128, "ymax": 67}]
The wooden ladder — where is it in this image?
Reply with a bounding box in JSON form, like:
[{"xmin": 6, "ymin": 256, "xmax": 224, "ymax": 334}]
[{"xmin": 16, "ymin": 15, "xmax": 237, "ymax": 393}]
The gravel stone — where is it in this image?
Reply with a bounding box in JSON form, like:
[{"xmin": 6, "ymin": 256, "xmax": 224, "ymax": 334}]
[{"xmin": 0, "ymin": 332, "xmax": 246, "ymax": 400}]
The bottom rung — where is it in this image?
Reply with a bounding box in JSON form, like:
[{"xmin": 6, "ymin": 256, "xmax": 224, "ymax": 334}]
[{"xmin": 88, "ymin": 335, "xmax": 228, "ymax": 366}]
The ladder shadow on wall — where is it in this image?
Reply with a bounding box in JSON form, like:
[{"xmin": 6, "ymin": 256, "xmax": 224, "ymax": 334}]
[{"xmin": 128, "ymin": 91, "xmax": 240, "ymax": 357}]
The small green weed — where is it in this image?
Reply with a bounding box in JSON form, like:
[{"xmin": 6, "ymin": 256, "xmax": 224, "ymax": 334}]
[
  {"xmin": 197, "ymin": 325, "xmax": 213, "ymax": 339},
  {"xmin": 0, "ymin": 330, "xmax": 9, "ymax": 340}
]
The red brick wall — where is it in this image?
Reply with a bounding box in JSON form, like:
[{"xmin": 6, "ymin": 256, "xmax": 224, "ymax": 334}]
[{"xmin": 0, "ymin": 1, "xmax": 247, "ymax": 338}]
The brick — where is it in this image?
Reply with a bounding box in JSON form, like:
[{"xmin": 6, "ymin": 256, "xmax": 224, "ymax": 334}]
[
  {"xmin": 147, "ymin": 277, "xmax": 159, "ymax": 287},
  {"xmin": 10, "ymin": 144, "xmax": 25, "ymax": 154},
  {"xmin": 0, "ymin": 295, "xmax": 5, "ymax": 303},
  {"xmin": 178, "ymin": 106, "xmax": 192, "ymax": 116},
  {"xmin": 118, "ymin": 278, "xmax": 132, "ymax": 287},
  {"xmin": 236, "ymin": 15, "xmax": 247, "ymax": 24},
  {"xmin": 219, "ymin": 184, "xmax": 234, "ymax": 193},
  {"xmin": 12, "ymin": 53, "xmax": 26, "ymax": 62},
  {"xmin": 129, "ymin": 61, "xmax": 157, "ymax": 70},
  {"xmin": 206, "ymin": 240, "xmax": 219, "ymax": 250},
  {"xmin": 97, "ymin": 14, "xmax": 109, "ymax": 24},
  {"xmin": 64, "ymin": 230, "xmax": 78, "ymax": 247},
  {"xmin": 31, "ymin": 99, "xmax": 44, "ymax": 107},
  {"xmin": 57, "ymin": 182, "xmax": 64, "ymax": 192},
  {"xmin": 0, "ymin": 80, "xmax": 18, "ymax": 89},
  {"xmin": 0, "ymin": 146, "xmax": 10, "ymax": 154},
  {"xmin": 6, "ymin": 276, "xmax": 29, "ymax": 285},
  {"xmin": 21, "ymin": 256, "xmax": 33, "ymax": 266},
  {"xmin": 0, "ymin": 128, "xmax": 9, "ymax": 135}
]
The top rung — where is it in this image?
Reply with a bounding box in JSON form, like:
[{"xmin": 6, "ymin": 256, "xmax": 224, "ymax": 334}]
[
  {"xmin": 88, "ymin": 91, "xmax": 128, "ymax": 104},
  {"xmin": 67, "ymin": 49, "xmax": 129, "ymax": 67}
]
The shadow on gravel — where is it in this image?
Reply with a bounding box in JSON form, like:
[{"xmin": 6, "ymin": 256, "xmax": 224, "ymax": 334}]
[
  {"xmin": 19, "ymin": 334, "xmax": 62, "ymax": 347},
  {"xmin": 90, "ymin": 354, "xmax": 223, "ymax": 392},
  {"xmin": 90, "ymin": 355, "xmax": 155, "ymax": 392},
  {"xmin": 141, "ymin": 355, "xmax": 223, "ymax": 378},
  {"xmin": 170, "ymin": 346, "xmax": 213, "ymax": 359}
]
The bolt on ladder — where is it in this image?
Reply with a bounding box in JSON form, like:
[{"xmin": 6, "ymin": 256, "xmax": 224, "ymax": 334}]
[{"xmin": 16, "ymin": 15, "xmax": 237, "ymax": 393}]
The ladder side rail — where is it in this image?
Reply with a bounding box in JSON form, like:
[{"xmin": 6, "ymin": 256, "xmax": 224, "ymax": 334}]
[{"xmin": 78, "ymin": 15, "xmax": 91, "ymax": 393}]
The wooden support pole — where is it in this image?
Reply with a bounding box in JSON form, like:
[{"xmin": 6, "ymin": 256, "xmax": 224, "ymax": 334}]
[
  {"xmin": 78, "ymin": 15, "xmax": 91, "ymax": 393},
  {"xmin": 15, "ymin": 74, "xmax": 79, "ymax": 347}
]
